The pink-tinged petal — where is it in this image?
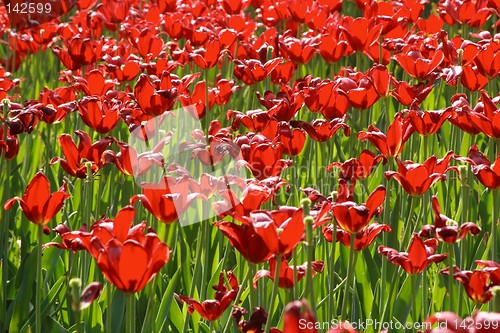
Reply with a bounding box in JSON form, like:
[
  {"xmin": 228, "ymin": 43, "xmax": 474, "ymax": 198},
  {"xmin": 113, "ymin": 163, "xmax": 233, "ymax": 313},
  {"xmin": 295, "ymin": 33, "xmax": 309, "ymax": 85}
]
[
  {"xmin": 253, "ymin": 269, "xmax": 272, "ymax": 289},
  {"xmin": 4, "ymin": 197, "xmax": 23, "ymax": 211}
]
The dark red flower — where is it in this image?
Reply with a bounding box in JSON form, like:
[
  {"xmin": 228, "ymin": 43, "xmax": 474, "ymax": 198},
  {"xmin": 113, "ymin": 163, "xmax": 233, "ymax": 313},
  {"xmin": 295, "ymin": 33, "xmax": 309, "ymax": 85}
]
[
  {"xmin": 234, "ymin": 58, "xmax": 282, "ymax": 86},
  {"xmin": 340, "ymin": 17, "xmax": 383, "ymax": 53},
  {"xmin": 134, "ymin": 74, "xmax": 178, "ymax": 117},
  {"xmin": 50, "ymin": 130, "xmax": 113, "ymax": 178},
  {"xmin": 442, "ymin": 266, "xmax": 498, "ymax": 303},
  {"xmin": 318, "ymin": 34, "xmax": 348, "ymax": 64},
  {"xmin": 323, "ymin": 223, "xmax": 392, "ymax": 251},
  {"xmin": 179, "ymin": 271, "xmax": 239, "ymax": 321},
  {"xmin": 419, "ymin": 196, "xmax": 481, "ymax": 243},
  {"xmin": 0, "ymin": 124, "xmax": 19, "ymax": 160},
  {"xmin": 89, "ymin": 206, "xmax": 170, "ymax": 293},
  {"xmin": 391, "ymin": 78, "xmax": 435, "ymax": 107},
  {"xmin": 378, "ymin": 233, "xmax": 447, "ymax": 275},
  {"xmin": 291, "ymin": 118, "xmax": 350, "ymax": 142},
  {"xmin": 246, "ymin": 207, "xmax": 304, "ymax": 257},
  {"xmin": 270, "ymin": 299, "xmax": 317, "ymax": 333},
  {"xmin": 384, "ymin": 152, "xmax": 457, "ymax": 196},
  {"xmin": 253, "ymin": 257, "xmax": 324, "ymax": 289},
  {"xmin": 357, "ymin": 113, "xmax": 414, "ymax": 158},
  {"xmin": 131, "ymin": 176, "xmax": 197, "ymax": 224},
  {"xmin": 459, "ymin": 144, "xmax": 500, "ymax": 189},
  {"xmin": 215, "ymin": 221, "xmax": 273, "ymax": 264},
  {"xmin": 237, "ymin": 134, "xmax": 292, "ymax": 180},
  {"xmin": 332, "ymin": 185, "xmax": 386, "ymax": 234},
  {"xmin": 395, "ymin": 50, "xmax": 444, "ymax": 81},
  {"xmin": 328, "ymin": 150, "xmax": 385, "ymax": 181},
  {"xmin": 404, "ymin": 108, "xmax": 453, "ymax": 136},
  {"xmin": 4, "ymin": 171, "xmax": 70, "ymax": 225},
  {"xmin": 78, "ymin": 96, "xmax": 121, "ymax": 134}
]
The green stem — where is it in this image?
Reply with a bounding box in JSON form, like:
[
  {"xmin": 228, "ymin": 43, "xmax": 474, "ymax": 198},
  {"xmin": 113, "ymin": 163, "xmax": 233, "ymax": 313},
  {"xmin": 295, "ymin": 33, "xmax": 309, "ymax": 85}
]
[
  {"xmin": 106, "ymin": 285, "xmax": 112, "ymax": 333},
  {"xmin": 341, "ymin": 235, "xmax": 356, "ymax": 321},
  {"xmin": 126, "ymin": 293, "xmax": 135, "ymax": 333},
  {"xmin": 328, "ymin": 220, "xmax": 337, "ymax": 318},
  {"xmin": 264, "ymin": 255, "xmax": 282, "ymax": 333},
  {"xmin": 36, "ymin": 224, "xmax": 43, "ymax": 333},
  {"xmin": 410, "ymin": 274, "xmax": 419, "ymax": 322},
  {"xmin": 75, "ymin": 309, "xmax": 82, "ymax": 333},
  {"xmin": 304, "ymin": 217, "xmax": 317, "ymax": 316},
  {"xmin": 447, "ymin": 243, "xmax": 455, "ymax": 311},
  {"xmin": 380, "ymin": 157, "xmax": 393, "ymax": 312}
]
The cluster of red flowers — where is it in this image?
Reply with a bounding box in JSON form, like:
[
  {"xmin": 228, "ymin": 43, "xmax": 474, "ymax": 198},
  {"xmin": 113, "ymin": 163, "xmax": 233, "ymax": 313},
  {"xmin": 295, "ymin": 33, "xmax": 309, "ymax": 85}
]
[{"xmin": 1, "ymin": 0, "xmax": 500, "ymax": 331}]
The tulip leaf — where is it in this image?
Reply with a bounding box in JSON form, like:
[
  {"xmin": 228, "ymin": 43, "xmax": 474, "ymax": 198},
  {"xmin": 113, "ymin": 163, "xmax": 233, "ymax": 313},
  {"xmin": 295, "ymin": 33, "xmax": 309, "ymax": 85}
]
[
  {"xmin": 110, "ymin": 289, "xmax": 125, "ymax": 332},
  {"xmin": 156, "ymin": 270, "xmax": 180, "ymax": 332},
  {"xmin": 9, "ymin": 246, "xmax": 37, "ymax": 333},
  {"xmin": 19, "ymin": 275, "xmax": 66, "ymax": 333},
  {"xmin": 168, "ymin": 299, "xmax": 184, "ymax": 333}
]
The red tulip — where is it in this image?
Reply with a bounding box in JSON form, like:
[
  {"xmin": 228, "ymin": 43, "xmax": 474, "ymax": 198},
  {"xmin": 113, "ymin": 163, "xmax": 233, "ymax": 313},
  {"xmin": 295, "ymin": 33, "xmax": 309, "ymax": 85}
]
[
  {"xmin": 357, "ymin": 113, "xmax": 414, "ymax": 158},
  {"xmin": 378, "ymin": 233, "xmax": 447, "ymax": 275},
  {"xmin": 246, "ymin": 207, "xmax": 304, "ymax": 257},
  {"xmin": 404, "ymin": 108, "xmax": 453, "ymax": 136},
  {"xmin": 134, "ymin": 74, "xmax": 178, "ymax": 117},
  {"xmin": 419, "ymin": 196, "xmax": 481, "ymax": 243},
  {"xmin": 179, "ymin": 271, "xmax": 239, "ymax": 321},
  {"xmin": 131, "ymin": 176, "xmax": 197, "ymax": 224},
  {"xmin": 475, "ymin": 40, "xmax": 500, "ymax": 78},
  {"xmin": 50, "ymin": 130, "xmax": 113, "ymax": 178},
  {"xmin": 327, "ymin": 149, "xmax": 385, "ymax": 181},
  {"xmin": 291, "ymin": 119, "xmax": 350, "ymax": 142},
  {"xmin": 256, "ymin": 87, "xmax": 304, "ymax": 122},
  {"xmin": 384, "ymin": 152, "xmax": 457, "ymax": 196},
  {"xmin": 213, "ymin": 183, "xmax": 272, "ymax": 222},
  {"xmin": 233, "ymin": 58, "xmax": 282, "ymax": 85},
  {"xmin": 0, "ymin": 124, "xmax": 19, "ymax": 160},
  {"xmin": 395, "ymin": 50, "xmax": 444, "ymax": 81},
  {"xmin": 89, "ymin": 206, "xmax": 170, "ymax": 293},
  {"xmin": 459, "ymin": 144, "xmax": 500, "ymax": 189},
  {"xmin": 340, "ymin": 17, "xmax": 383, "ymax": 54},
  {"xmin": 318, "ymin": 34, "xmax": 348, "ymax": 64},
  {"xmin": 4, "ymin": 171, "xmax": 70, "ymax": 225},
  {"xmin": 323, "ymin": 223, "xmax": 392, "ymax": 251},
  {"xmin": 270, "ymin": 299, "xmax": 317, "ymax": 333},
  {"xmin": 78, "ymin": 96, "xmax": 121, "ymax": 134},
  {"xmin": 253, "ymin": 257, "xmax": 324, "ymax": 289},
  {"xmin": 215, "ymin": 221, "xmax": 273, "ymax": 264},
  {"xmin": 232, "ymin": 307, "xmax": 268, "ymax": 333},
  {"xmin": 441, "ymin": 266, "xmax": 499, "ymax": 303},
  {"xmin": 332, "ymin": 185, "xmax": 386, "ymax": 234},
  {"xmin": 237, "ymin": 134, "xmax": 292, "ymax": 180},
  {"xmin": 390, "ymin": 78, "xmax": 435, "ymax": 107}
]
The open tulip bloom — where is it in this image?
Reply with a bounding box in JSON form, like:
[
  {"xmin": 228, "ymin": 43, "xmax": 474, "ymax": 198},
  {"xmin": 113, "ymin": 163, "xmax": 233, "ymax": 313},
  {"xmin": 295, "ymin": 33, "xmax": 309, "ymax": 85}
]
[{"xmin": 379, "ymin": 233, "xmax": 447, "ymax": 275}]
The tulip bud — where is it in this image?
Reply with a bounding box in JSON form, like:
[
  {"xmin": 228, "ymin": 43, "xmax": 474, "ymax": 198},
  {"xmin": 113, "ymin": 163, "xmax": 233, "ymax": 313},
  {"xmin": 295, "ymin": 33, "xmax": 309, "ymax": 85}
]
[{"xmin": 69, "ymin": 278, "xmax": 82, "ymax": 311}]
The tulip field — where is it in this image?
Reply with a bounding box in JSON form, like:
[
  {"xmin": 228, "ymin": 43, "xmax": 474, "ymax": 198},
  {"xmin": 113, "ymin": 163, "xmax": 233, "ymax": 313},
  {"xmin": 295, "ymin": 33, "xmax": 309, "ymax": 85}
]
[{"xmin": 2, "ymin": 0, "xmax": 500, "ymax": 332}]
